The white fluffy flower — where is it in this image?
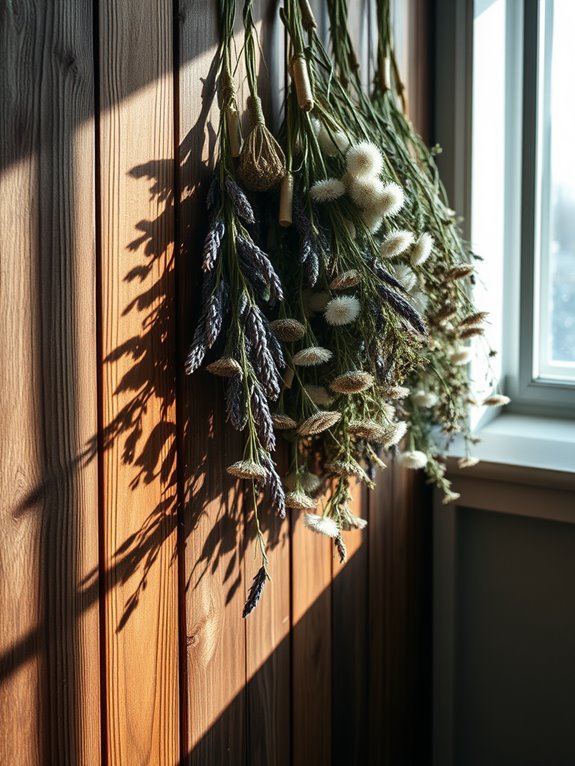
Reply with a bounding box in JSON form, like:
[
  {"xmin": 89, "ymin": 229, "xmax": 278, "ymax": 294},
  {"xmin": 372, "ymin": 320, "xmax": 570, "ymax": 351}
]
[
  {"xmin": 346, "ymin": 141, "xmax": 384, "ymax": 179},
  {"xmin": 309, "ymin": 178, "xmax": 346, "ymax": 203},
  {"xmin": 450, "ymin": 347, "xmax": 473, "ymax": 366},
  {"xmin": 410, "ymin": 232, "xmax": 434, "ymax": 266},
  {"xmin": 318, "ymin": 124, "xmax": 350, "ymax": 156},
  {"xmin": 379, "ymin": 230, "xmax": 415, "ymax": 259},
  {"xmin": 348, "ymin": 176, "xmax": 385, "ymax": 209},
  {"xmin": 360, "ymin": 207, "xmax": 384, "ymax": 234},
  {"xmin": 283, "ymin": 471, "xmax": 322, "ymax": 494},
  {"xmin": 383, "ymin": 420, "xmax": 408, "ymax": 448},
  {"xmin": 292, "ymin": 346, "xmax": 333, "ymax": 366},
  {"xmin": 397, "ymin": 450, "xmax": 428, "ymax": 470},
  {"xmin": 442, "ymin": 491, "xmax": 461, "ymax": 505},
  {"xmin": 412, "ymin": 390, "xmax": 438, "ymax": 408},
  {"xmin": 393, "ymin": 263, "xmax": 417, "ymax": 292},
  {"xmin": 304, "ymin": 513, "xmax": 340, "ymax": 538},
  {"xmin": 324, "ymin": 295, "xmax": 361, "ymax": 326},
  {"xmin": 377, "ymin": 182, "xmax": 405, "ymax": 217}
]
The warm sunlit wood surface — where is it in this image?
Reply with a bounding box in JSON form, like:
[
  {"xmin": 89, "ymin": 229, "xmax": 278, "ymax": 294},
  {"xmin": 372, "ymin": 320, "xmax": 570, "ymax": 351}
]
[{"xmin": 0, "ymin": 1, "xmax": 431, "ymax": 764}]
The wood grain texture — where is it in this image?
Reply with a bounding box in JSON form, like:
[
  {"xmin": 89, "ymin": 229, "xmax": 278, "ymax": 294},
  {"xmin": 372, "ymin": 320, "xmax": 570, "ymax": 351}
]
[
  {"xmin": 99, "ymin": 1, "xmax": 179, "ymax": 763},
  {"xmin": 177, "ymin": 2, "xmax": 247, "ymax": 763},
  {"xmin": 0, "ymin": 2, "xmax": 101, "ymax": 764},
  {"xmin": 367, "ymin": 467, "xmax": 394, "ymax": 765},
  {"xmin": 244, "ymin": 7, "xmax": 292, "ymax": 766},
  {"xmin": 332, "ymin": 480, "xmax": 369, "ymax": 766},
  {"xmin": 291, "ymin": 505, "xmax": 333, "ymax": 766}
]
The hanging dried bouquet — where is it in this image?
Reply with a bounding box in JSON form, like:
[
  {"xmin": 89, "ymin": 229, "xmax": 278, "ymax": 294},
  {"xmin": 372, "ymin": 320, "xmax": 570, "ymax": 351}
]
[{"xmin": 186, "ymin": 0, "xmax": 508, "ymax": 615}]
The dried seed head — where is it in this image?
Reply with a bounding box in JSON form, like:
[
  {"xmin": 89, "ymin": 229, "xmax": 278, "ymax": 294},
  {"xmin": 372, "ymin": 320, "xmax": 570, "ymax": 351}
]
[
  {"xmin": 410, "ymin": 232, "xmax": 434, "ymax": 266},
  {"xmin": 270, "ymin": 318, "xmax": 306, "ymax": 342},
  {"xmin": 304, "ymin": 513, "xmax": 340, "ymax": 538},
  {"xmin": 206, "ymin": 357, "xmax": 243, "ymax": 378},
  {"xmin": 324, "ymin": 295, "xmax": 361, "ymax": 326},
  {"xmin": 434, "ymin": 304, "xmax": 458, "ymax": 324},
  {"xmin": 379, "ymin": 230, "xmax": 415, "ymax": 259},
  {"xmin": 242, "ymin": 566, "xmax": 268, "ymax": 618},
  {"xmin": 226, "ymin": 460, "xmax": 267, "ymax": 481},
  {"xmin": 348, "ymin": 419, "xmax": 388, "ymax": 442},
  {"xmin": 283, "ymin": 471, "xmax": 322, "ymax": 495},
  {"xmin": 482, "ymin": 394, "xmax": 511, "ymax": 406},
  {"xmin": 376, "ymin": 182, "xmax": 405, "ymax": 217},
  {"xmin": 383, "ymin": 420, "xmax": 408, "ymax": 448},
  {"xmin": 381, "ymin": 384, "xmax": 409, "ymax": 399},
  {"xmin": 461, "ymin": 311, "xmax": 489, "ymax": 327},
  {"xmin": 450, "ymin": 347, "xmax": 473, "ymax": 366},
  {"xmin": 298, "ymin": 411, "xmax": 342, "ymax": 436},
  {"xmin": 397, "ymin": 450, "xmax": 428, "ymax": 470},
  {"xmin": 304, "ymin": 384, "xmax": 336, "ymax": 406},
  {"xmin": 285, "ymin": 490, "xmax": 317, "ymax": 511},
  {"xmin": 335, "ymin": 534, "xmax": 347, "ymax": 563},
  {"xmin": 346, "ymin": 141, "xmax": 384, "ymax": 179},
  {"xmin": 443, "ymin": 264, "xmax": 475, "ymax": 282},
  {"xmin": 329, "ymin": 269, "xmax": 361, "ymax": 290},
  {"xmin": 293, "ymin": 346, "xmax": 333, "ymax": 366},
  {"xmin": 309, "ymin": 178, "xmax": 346, "ymax": 203},
  {"xmin": 271, "ymin": 414, "xmax": 298, "ymax": 430},
  {"xmin": 458, "ymin": 326, "xmax": 484, "ymax": 339},
  {"xmin": 325, "ymin": 460, "xmax": 369, "ymax": 481},
  {"xmin": 348, "ymin": 175, "xmax": 385, "ymax": 209},
  {"xmin": 329, "ymin": 371, "xmax": 374, "ymax": 394},
  {"xmin": 340, "ymin": 506, "xmax": 368, "ymax": 531}
]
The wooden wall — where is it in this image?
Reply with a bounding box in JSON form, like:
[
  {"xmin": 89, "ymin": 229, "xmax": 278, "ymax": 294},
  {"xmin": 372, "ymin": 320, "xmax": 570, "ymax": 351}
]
[{"xmin": 0, "ymin": 1, "xmax": 431, "ymax": 764}]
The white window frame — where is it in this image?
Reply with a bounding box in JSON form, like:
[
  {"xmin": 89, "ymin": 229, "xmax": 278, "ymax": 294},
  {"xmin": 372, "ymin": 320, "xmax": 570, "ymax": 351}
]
[{"xmin": 435, "ymin": 0, "xmax": 575, "ymax": 420}]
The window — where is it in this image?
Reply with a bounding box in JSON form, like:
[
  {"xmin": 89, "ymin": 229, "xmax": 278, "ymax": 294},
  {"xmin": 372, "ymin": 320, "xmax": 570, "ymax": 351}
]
[{"xmin": 436, "ymin": 0, "xmax": 575, "ymax": 416}]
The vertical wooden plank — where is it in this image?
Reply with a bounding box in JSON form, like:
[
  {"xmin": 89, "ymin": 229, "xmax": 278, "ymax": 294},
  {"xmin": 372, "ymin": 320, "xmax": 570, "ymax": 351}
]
[
  {"xmin": 177, "ymin": 2, "xmax": 247, "ymax": 763},
  {"xmin": 0, "ymin": 2, "xmax": 101, "ymax": 764},
  {"xmin": 368, "ymin": 467, "xmax": 394, "ymax": 765},
  {"xmin": 244, "ymin": 6, "xmax": 292, "ymax": 765},
  {"xmin": 291, "ymin": 506, "xmax": 333, "ymax": 766},
  {"xmin": 245, "ymin": 505, "xmax": 291, "ymax": 766},
  {"xmin": 99, "ymin": 2, "xmax": 179, "ymax": 763},
  {"xmin": 332, "ymin": 480, "xmax": 369, "ymax": 766}
]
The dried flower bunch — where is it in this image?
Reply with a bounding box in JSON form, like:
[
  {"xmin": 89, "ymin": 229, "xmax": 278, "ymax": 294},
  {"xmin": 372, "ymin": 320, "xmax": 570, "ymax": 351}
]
[{"xmin": 186, "ymin": 0, "xmax": 508, "ymax": 615}]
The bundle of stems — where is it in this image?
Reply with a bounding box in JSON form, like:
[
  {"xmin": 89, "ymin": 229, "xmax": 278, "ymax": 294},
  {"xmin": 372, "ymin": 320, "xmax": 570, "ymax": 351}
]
[{"xmin": 318, "ymin": 0, "xmax": 505, "ymax": 499}]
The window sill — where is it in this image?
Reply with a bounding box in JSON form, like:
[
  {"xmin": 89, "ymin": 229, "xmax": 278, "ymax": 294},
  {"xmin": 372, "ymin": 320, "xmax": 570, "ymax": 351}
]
[{"xmin": 445, "ymin": 412, "xmax": 575, "ymax": 490}]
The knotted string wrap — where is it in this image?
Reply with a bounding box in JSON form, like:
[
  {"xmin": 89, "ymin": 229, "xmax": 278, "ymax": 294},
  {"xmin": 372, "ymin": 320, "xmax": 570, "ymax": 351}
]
[
  {"xmin": 238, "ymin": 95, "xmax": 286, "ymax": 191},
  {"xmin": 220, "ymin": 70, "xmax": 243, "ymax": 158},
  {"xmin": 291, "ymin": 54, "xmax": 314, "ymax": 111}
]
